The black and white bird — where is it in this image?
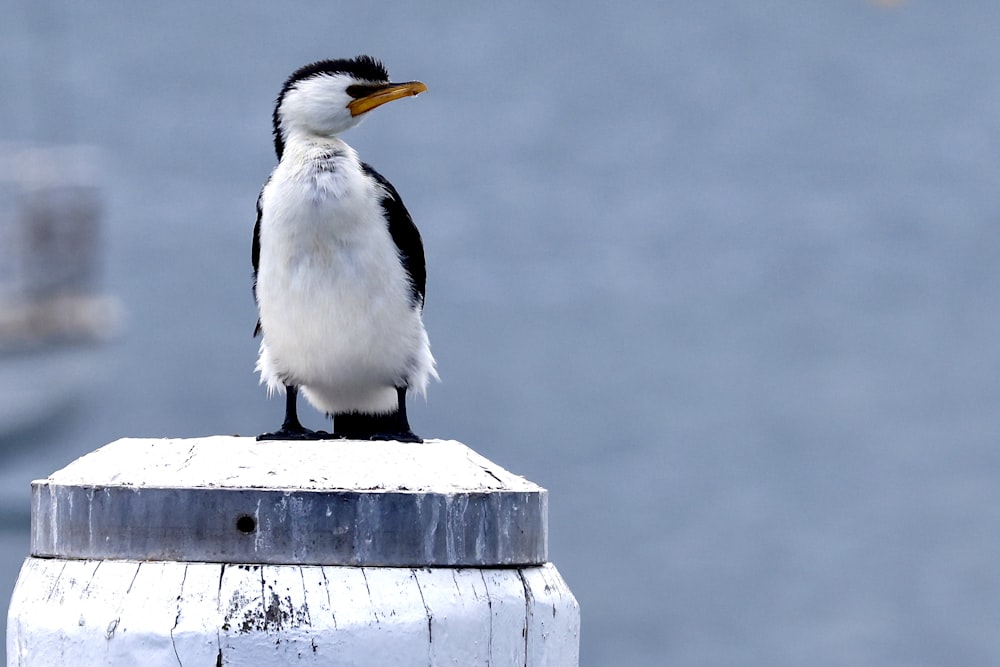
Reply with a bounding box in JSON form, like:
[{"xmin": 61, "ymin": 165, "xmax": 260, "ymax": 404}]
[{"xmin": 252, "ymin": 56, "xmax": 436, "ymax": 442}]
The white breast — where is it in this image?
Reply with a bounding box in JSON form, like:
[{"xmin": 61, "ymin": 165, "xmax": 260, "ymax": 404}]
[{"xmin": 254, "ymin": 140, "xmax": 436, "ymax": 415}]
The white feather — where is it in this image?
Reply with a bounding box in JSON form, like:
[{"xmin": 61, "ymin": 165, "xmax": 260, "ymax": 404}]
[
  {"xmin": 276, "ymin": 73, "xmax": 366, "ymax": 143},
  {"xmin": 255, "ymin": 136, "xmax": 437, "ymax": 416}
]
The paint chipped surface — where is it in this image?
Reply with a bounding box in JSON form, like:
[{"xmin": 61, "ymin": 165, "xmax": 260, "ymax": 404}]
[{"xmin": 8, "ymin": 558, "xmax": 579, "ymax": 666}]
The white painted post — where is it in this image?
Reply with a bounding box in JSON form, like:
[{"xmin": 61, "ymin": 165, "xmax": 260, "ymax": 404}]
[{"xmin": 5, "ymin": 437, "xmax": 579, "ymax": 666}]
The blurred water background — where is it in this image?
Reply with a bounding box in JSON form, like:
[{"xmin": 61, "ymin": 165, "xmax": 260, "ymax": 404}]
[{"xmin": 2, "ymin": 1, "xmax": 1000, "ymax": 664}]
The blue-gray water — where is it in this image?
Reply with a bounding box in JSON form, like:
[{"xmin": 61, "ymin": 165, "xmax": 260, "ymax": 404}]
[{"xmin": 3, "ymin": 2, "xmax": 1000, "ymax": 664}]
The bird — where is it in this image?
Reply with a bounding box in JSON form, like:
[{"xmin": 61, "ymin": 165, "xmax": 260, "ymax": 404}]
[{"xmin": 252, "ymin": 56, "xmax": 437, "ymax": 442}]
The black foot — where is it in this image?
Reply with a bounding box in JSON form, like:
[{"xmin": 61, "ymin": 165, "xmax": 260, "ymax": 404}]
[
  {"xmin": 366, "ymin": 430, "xmax": 423, "ymax": 444},
  {"xmin": 258, "ymin": 384, "xmax": 336, "ymax": 441},
  {"xmin": 307, "ymin": 430, "xmax": 343, "ymax": 441},
  {"xmin": 257, "ymin": 427, "xmax": 348, "ymax": 441},
  {"xmin": 257, "ymin": 425, "xmax": 318, "ymax": 441}
]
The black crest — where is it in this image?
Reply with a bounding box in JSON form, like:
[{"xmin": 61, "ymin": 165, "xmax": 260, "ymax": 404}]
[{"xmin": 272, "ymin": 56, "xmax": 389, "ymax": 159}]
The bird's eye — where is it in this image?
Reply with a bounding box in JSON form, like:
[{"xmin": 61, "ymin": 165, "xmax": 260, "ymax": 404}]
[{"xmin": 346, "ymin": 84, "xmax": 385, "ymax": 99}]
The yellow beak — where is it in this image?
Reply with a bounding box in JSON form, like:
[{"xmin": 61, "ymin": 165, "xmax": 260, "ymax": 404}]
[{"xmin": 347, "ymin": 81, "xmax": 428, "ymax": 117}]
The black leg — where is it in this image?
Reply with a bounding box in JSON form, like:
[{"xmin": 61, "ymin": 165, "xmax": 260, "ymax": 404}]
[
  {"xmin": 392, "ymin": 386, "xmax": 418, "ymax": 440},
  {"xmin": 332, "ymin": 387, "xmax": 422, "ymax": 443},
  {"xmin": 258, "ymin": 385, "xmax": 322, "ymax": 440}
]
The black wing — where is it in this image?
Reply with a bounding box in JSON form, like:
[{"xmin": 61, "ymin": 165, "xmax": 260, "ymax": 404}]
[
  {"xmin": 252, "ymin": 189, "xmax": 263, "ymax": 337},
  {"xmin": 361, "ymin": 162, "xmax": 426, "ymax": 308}
]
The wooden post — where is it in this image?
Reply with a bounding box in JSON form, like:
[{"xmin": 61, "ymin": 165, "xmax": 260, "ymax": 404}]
[{"xmin": 6, "ymin": 437, "xmax": 579, "ymax": 666}]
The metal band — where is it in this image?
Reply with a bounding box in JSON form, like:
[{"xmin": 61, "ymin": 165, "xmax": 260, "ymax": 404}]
[{"xmin": 30, "ymin": 437, "xmax": 547, "ymax": 566}]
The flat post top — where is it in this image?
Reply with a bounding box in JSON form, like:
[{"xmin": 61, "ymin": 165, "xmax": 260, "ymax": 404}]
[{"xmin": 31, "ymin": 437, "xmax": 547, "ymax": 567}]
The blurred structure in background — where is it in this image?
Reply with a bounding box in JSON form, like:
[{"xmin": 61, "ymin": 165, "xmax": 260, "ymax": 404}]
[{"xmin": 0, "ymin": 144, "xmax": 120, "ymax": 439}]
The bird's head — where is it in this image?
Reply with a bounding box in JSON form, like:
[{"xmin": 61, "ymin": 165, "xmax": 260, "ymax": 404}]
[{"xmin": 272, "ymin": 55, "xmax": 427, "ymax": 159}]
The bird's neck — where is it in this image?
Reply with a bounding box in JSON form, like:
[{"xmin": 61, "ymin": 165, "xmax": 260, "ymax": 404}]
[{"xmin": 281, "ymin": 133, "xmax": 355, "ymax": 164}]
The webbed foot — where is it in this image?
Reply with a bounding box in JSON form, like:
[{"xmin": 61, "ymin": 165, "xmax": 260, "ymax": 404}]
[
  {"xmin": 365, "ymin": 430, "xmax": 423, "ymax": 443},
  {"xmin": 257, "ymin": 425, "xmax": 317, "ymax": 441}
]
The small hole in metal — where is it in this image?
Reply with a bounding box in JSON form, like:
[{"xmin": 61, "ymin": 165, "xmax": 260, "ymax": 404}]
[{"xmin": 236, "ymin": 515, "xmax": 256, "ymax": 534}]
